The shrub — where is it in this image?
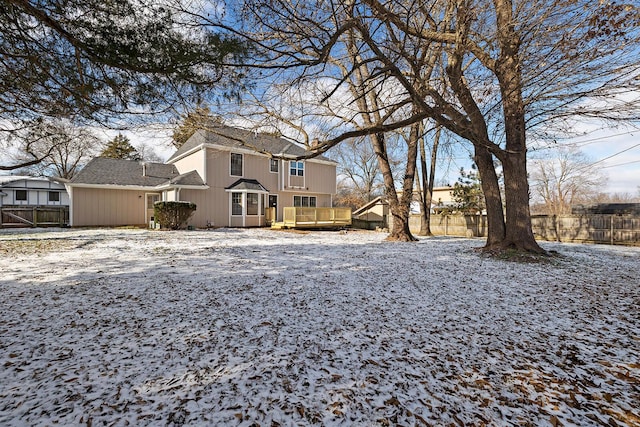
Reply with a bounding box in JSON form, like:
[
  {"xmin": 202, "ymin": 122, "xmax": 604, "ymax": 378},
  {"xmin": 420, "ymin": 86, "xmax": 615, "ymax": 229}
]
[{"xmin": 154, "ymin": 201, "xmax": 197, "ymax": 230}]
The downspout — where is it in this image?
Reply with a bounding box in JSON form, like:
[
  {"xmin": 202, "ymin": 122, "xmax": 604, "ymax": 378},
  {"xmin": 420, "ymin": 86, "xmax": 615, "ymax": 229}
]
[
  {"xmin": 65, "ymin": 184, "xmax": 73, "ymax": 226},
  {"xmin": 202, "ymin": 146, "xmax": 208, "ymax": 184}
]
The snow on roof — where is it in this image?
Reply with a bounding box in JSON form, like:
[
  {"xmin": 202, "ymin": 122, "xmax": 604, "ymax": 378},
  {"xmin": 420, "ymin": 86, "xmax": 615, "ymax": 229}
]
[
  {"xmin": 0, "ymin": 175, "xmax": 51, "ymax": 185},
  {"xmin": 0, "ymin": 228, "xmax": 639, "ymax": 425}
]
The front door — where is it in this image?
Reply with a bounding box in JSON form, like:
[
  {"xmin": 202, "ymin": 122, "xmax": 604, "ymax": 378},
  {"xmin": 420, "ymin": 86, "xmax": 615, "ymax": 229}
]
[
  {"xmin": 146, "ymin": 193, "xmax": 161, "ymax": 227},
  {"xmin": 268, "ymin": 195, "xmax": 278, "ymax": 222}
]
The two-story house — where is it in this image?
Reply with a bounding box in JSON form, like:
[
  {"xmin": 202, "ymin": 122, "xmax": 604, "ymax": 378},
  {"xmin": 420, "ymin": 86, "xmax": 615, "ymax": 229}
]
[{"xmin": 66, "ymin": 126, "xmax": 338, "ymax": 228}]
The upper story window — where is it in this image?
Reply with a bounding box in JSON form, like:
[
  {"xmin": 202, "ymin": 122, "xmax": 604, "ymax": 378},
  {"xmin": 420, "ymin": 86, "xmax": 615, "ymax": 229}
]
[
  {"xmin": 290, "ymin": 161, "xmax": 304, "ymax": 177},
  {"xmin": 48, "ymin": 191, "xmax": 60, "ymax": 202},
  {"xmin": 270, "ymin": 158, "xmax": 279, "ymax": 173},
  {"xmin": 230, "ymin": 153, "xmax": 243, "ymax": 176},
  {"xmin": 15, "ymin": 190, "xmax": 27, "ymax": 201}
]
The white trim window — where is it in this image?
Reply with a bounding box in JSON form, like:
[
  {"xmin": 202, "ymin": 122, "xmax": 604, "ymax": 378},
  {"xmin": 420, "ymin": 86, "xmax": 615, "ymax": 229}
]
[
  {"xmin": 246, "ymin": 193, "xmax": 259, "ymax": 216},
  {"xmin": 290, "ymin": 160, "xmax": 304, "ymax": 177},
  {"xmin": 294, "ymin": 195, "xmax": 316, "ymax": 207},
  {"xmin": 15, "ymin": 189, "xmax": 27, "ymax": 201},
  {"xmin": 231, "ymin": 192, "xmax": 243, "ymax": 215},
  {"xmin": 230, "ymin": 153, "xmax": 243, "ymax": 177},
  {"xmin": 270, "ymin": 158, "xmax": 279, "ymax": 173}
]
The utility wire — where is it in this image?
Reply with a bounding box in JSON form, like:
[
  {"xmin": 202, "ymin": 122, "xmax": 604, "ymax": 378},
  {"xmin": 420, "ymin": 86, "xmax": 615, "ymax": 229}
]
[
  {"xmin": 578, "ymin": 142, "xmax": 640, "ymax": 171},
  {"xmin": 599, "ymin": 159, "xmax": 640, "ymax": 169}
]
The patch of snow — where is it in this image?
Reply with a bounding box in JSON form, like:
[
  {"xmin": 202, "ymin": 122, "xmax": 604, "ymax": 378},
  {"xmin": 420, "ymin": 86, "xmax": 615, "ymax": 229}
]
[{"xmin": 1, "ymin": 228, "xmax": 639, "ymax": 426}]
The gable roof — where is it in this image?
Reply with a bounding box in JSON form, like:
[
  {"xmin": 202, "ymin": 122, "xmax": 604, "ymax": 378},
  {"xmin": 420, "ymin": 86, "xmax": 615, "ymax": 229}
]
[
  {"xmin": 353, "ymin": 196, "xmax": 386, "ymax": 216},
  {"xmin": 167, "ymin": 125, "xmax": 335, "ymax": 164},
  {"xmin": 225, "ymin": 178, "xmax": 269, "ymax": 192},
  {"xmin": 0, "ymin": 175, "xmax": 67, "ymax": 189},
  {"xmin": 169, "ymin": 170, "xmax": 206, "ymax": 186},
  {"xmin": 70, "ymin": 157, "xmax": 205, "ymax": 188}
]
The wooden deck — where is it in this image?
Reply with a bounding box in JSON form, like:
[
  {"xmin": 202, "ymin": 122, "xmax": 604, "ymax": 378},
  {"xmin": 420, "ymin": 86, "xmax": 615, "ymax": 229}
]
[{"xmin": 272, "ymin": 207, "xmax": 351, "ymax": 229}]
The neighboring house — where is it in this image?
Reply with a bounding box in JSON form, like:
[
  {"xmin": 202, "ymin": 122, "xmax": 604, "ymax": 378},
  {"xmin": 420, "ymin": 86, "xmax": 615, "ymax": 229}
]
[
  {"xmin": 66, "ymin": 126, "xmax": 338, "ymax": 228},
  {"xmin": 0, "ymin": 176, "xmax": 69, "ymax": 207},
  {"xmin": 430, "ymin": 186, "xmax": 456, "ymax": 213},
  {"xmin": 353, "ymin": 187, "xmax": 455, "ymax": 221},
  {"xmin": 353, "ymin": 196, "xmax": 389, "ymax": 225}
]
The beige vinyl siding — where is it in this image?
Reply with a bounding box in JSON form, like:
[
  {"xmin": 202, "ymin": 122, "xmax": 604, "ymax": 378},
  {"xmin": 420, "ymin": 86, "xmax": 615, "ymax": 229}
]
[
  {"xmin": 173, "ymin": 148, "xmax": 206, "ymax": 183},
  {"xmin": 303, "ymin": 162, "xmax": 336, "ymax": 194},
  {"xmin": 178, "ymin": 188, "xmax": 228, "ymax": 228},
  {"xmin": 203, "ymin": 149, "xmax": 275, "ymax": 190},
  {"xmin": 177, "ymin": 149, "xmax": 277, "ymax": 228},
  {"xmin": 243, "ymin": 216, "xmax": 263, "ymax": 227},
  {"xmin": 72, "ymin": 187, "xmax": 145, "ymax": 226},
  {"xmin": 242, "ymin": 154, "xmax": 279, "ymax": 192},
  {"xmin": 278, "ymin": 193, "xmax": 332, "ymax": 209}
]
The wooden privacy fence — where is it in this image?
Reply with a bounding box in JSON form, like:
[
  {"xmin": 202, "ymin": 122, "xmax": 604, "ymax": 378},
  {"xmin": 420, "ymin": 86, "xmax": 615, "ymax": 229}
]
[
  {"xmin": 1, "ymin": 206, "xmax": 69, "ymax": 228},
  {"xmin": 531, "ymin": 214, "xmax": 640, "ymax": 245},
  {"xmin": 385, "ymin": 213, "xmax": 640, "ymax": 246}
]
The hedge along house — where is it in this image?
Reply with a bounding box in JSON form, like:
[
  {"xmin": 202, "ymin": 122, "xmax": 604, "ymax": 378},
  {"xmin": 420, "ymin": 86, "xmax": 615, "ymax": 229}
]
[
  {"xmin": 66, "ymin": 126, "xmax": 338, "ymax": 228},
  {"xmin": 66, "ymin": 158, "xmax": 208, "ymax": 227},
  {"xmin": 164, "ymin": 126, "xmax": 337, "ymax": 228}
]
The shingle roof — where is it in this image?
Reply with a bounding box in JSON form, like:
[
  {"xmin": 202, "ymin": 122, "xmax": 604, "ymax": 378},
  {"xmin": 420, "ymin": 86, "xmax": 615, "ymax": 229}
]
[
  {"xmin": 71, "ymin": 157, "xmax": 182, "ymax": 187},
  {"xmin": 167, "ymin": 126, "xmax": 335, "ymax": 163},
  {"xmin": 225, "ymin": 179, "xmax": 269, "ymax": 192},
  {"xmin": 169, "ymin": 170, "xmax": 206, "ymax": 186}
]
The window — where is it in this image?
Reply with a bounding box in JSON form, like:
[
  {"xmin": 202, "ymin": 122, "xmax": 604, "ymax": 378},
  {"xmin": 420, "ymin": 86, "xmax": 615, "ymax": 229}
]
[
  {"xmin": 293, "ymin": 195, "xmax": 316, "ymax": 207},
  {"xmin": 270, "ymin": 159, "xmax": 279, "ymax": 173},
  {"xmin": 290, "ymin": 161, "xmax": 304, "ymax": 176},
  {"xmin": 230, "ymin": 153, "xmax": 243, "ymax": 176},
  {"xmin": 48, "ymin": 191, "xmax": 60, "ymax": 202},
  {"xmin": 147, "ymin": 194, "xmax": 160, "ymax": 209},
  {"xmin": 232, "ymin": 192, "xmax": 242, "ymax": 215},
  {"xmin": 15, "ymin": 190, "xmax": 27, "ymax": 201},
  {"xmin": 246, "ymin": 193, "xmax": 258, "ymax": 215}
]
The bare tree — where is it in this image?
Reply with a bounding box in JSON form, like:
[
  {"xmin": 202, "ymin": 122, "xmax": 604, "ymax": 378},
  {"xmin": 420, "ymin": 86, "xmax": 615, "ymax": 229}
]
[
  {"xmin": 332, "ymin": 136, "xmax": 385, "ymax": 207},
  {"xmin": 187, "ymin": 0, "xmax": 639, "ymax": 251},
  {"xmin": 530, "ymin": 148, "xmax": 607, "ymax": 216},
  {"xmin": 9, "ymin": 120, "xmax": 103, "ymax": 178},
  {"xmin": 416, "ymin": 125, "xmax": 441, "ymax": 236}
]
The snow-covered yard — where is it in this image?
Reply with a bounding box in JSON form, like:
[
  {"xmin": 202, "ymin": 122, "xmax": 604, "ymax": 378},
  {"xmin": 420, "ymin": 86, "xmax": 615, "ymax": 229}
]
[{"xmin": 0, "ymin": 227, "xmax": 638, "ymax": 426}]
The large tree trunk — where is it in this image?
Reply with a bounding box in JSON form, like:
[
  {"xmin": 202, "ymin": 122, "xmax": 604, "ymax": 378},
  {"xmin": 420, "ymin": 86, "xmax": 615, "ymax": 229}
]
[
  {"xmin": 501, "ymin": 150, "xmax": 544, "ymax": 252},
  {"xmin": 473, "ymin": 145, "xmax": 505, "ymax": 247},
  {"xmin": 492, "ymin": 0, "xmax": 544, "ymax": 253},
  {"xmin": 370, "ymin": 132, "xmax": 417, "ymax": 242}
]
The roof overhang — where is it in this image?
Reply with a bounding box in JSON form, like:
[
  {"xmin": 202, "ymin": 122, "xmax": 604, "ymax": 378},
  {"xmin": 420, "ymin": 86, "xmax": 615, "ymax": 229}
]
[
  {"xmin": 156, "ymin": 183, "xmax": 209, "ymax": 191},
  {"xmin": 167, "ymin": 142, "xmax": 337, "ymax": 166},
  {"xmin": 66, "ymin": 183, "xmax": 162, "ymax": 191},
  {"xmin": 353, "ymin": 196, "xmax": 385, "ymax": 216},
  {"xmin": 67, "ymin": 182, "xmax": 209, "ymax": 191}
]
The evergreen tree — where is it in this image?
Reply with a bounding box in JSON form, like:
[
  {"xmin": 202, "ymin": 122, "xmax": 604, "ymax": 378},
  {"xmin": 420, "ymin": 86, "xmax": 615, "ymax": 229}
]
[
  {"xmin": 172, "ymin": 106, "xmax": 221, "ymax": 149},
  {"xmin": 0, "ymin": 1, "xmax": 249, "ymax": 123},
  {"xmin": 451, "ymin": 166, "xmax": 485, "ymax": 214},
  {"xmin": 100, "ymin": 134, "xmax": 141, "ymax": 161}
]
